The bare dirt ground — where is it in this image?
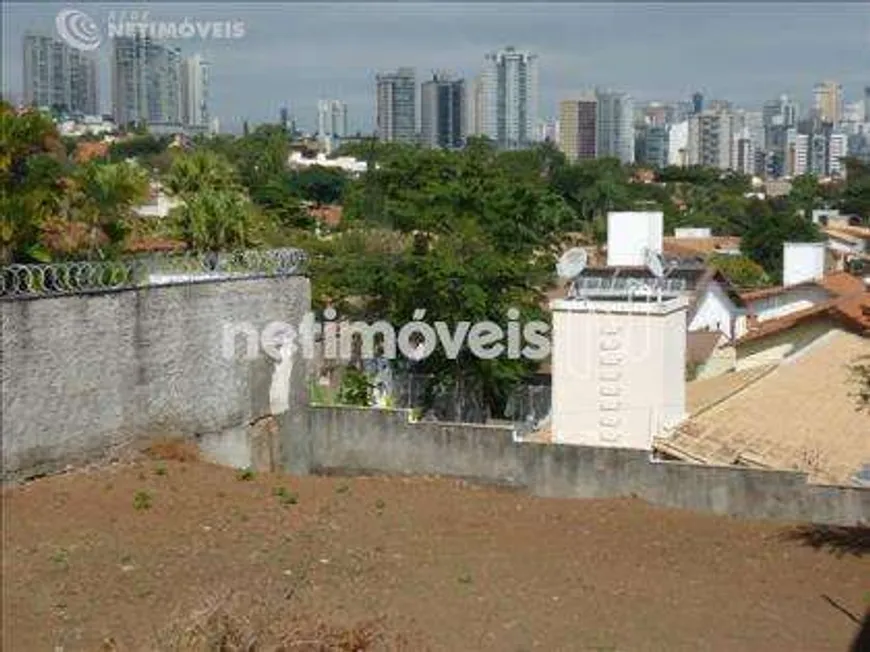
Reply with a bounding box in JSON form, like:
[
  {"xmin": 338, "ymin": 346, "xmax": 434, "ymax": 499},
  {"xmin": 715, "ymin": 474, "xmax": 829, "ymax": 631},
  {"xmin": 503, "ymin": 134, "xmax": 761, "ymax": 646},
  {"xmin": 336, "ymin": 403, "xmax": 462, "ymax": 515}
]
[{"xmin": 2, "ymin": 457, "xmax": 868, "ymax": 651}]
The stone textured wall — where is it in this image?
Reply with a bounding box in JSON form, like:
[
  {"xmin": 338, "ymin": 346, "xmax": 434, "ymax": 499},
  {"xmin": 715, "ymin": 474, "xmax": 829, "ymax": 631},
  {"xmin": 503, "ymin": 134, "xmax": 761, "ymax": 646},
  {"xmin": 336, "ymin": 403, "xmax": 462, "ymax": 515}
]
[
  {"xmin": 284, "ymin": 405, "xmax": 870, "ymax": 526},
  {"xmin": 2, "ymin": 276, "xmax": 310, "ymax": 479}
]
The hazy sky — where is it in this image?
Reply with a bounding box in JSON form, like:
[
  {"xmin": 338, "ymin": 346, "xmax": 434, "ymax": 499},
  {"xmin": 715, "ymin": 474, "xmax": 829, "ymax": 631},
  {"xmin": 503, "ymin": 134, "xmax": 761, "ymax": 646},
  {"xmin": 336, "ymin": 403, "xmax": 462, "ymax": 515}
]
[{"xmin": 3, "ymin": 2, "xmax": 869, "ymax": 134}]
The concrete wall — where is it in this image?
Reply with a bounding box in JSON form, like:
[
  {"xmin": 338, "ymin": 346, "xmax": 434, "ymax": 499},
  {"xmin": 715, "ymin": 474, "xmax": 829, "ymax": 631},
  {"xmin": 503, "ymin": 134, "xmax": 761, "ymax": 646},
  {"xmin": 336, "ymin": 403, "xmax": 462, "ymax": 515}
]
[
  {"xmin": 689, "ymin": 282, "xmax": 742, "ymax": 340},
  {"xmin": 749, "ymin": 286, "xmax": 830, "ymax": 323},
  {"xmin": 2, "ymin": 276, "xmax": 310, "ymax": 479},
  {"xmin": 282, "ymin": 405, "xmax": 870, "ymax": 526}
]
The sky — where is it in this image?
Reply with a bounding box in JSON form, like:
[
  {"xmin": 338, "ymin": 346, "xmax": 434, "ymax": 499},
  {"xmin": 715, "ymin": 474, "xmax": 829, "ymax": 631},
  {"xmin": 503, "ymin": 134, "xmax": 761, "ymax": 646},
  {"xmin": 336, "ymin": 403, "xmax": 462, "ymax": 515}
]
[{"xmin": 3, "ymin": 2, "xmax": 869, "ymax": 134}]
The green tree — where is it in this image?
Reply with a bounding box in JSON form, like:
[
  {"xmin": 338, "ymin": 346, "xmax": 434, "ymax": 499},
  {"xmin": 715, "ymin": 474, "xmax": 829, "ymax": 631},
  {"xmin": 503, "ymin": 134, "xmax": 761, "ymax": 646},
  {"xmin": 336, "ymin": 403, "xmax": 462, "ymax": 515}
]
[
  {"xmin": 164, "ymin": 149, "xmax": 238, "ymax": 197},
  {"xmin": 741, "ymin": 201, "xmax": 822, "ymax": 283},
  {"xmin": 173, "ymin": 189, "xmax": 255, "ymax": 253},
  {"xmin": 709, "ymin": 254, "xmax": 771, "ymax": 289},
  {"xmin": 72, "ymin": 160, "xmax": 150, "ymax": 257},
  {"xmin": 0, "ymin": 102, "xmax": 68, "ymax": 262}
]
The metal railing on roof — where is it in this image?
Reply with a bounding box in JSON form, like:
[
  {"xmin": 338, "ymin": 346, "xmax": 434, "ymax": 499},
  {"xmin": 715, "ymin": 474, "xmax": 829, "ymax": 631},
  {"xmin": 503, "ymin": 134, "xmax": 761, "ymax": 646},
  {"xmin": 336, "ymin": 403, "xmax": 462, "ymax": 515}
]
[
  {"xmin": 0, "ymin": 247, "xmax": 307, "ymax": 300},
  {"xmin": 566, "ymin": 275, "xmax": 688, "ymax": 300}
]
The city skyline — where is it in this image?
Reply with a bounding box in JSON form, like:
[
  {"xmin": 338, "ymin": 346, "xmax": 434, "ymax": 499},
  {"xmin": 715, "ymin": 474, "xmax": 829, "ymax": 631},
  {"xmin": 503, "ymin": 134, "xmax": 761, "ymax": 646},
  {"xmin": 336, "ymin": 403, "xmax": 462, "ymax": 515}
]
[{"xmin": 3, "ymin": 3, "xmax": 869, "ymax": 134}]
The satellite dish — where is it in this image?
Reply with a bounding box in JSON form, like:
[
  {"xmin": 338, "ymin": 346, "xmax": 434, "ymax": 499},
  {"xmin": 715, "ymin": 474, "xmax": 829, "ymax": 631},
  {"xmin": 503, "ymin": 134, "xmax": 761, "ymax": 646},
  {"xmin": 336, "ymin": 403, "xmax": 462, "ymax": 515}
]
[
  {"xmin": 644, "ymin": 247, "xmax": 665, "ymax": 279},
  {"xmin": 556, "ymin": 247, "xmax": 588, "ymax": 280}
]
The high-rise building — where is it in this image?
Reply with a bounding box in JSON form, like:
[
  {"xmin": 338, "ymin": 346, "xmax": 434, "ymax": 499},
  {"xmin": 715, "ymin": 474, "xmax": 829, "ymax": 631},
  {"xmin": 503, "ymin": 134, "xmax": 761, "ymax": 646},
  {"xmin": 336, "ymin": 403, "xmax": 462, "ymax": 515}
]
[
  {"xmin": 279, "ymin": 107, "xmax": 289, "ymax": 131},
  {"xmin": 375, "ymin": 67, "xmax": 416, "ymax": 143},
  {"xmin": 466, "ymin": 76, "xmax": 483, "ymax": 137},
  {"xmin": 317, "ymin": 100, "xmax": 348, "ymax": 138},
  {"xmin": 864, "ymin": 87, "xmax": 870, "ymax": 123},
  {"xmin": 558, "ymin": 95, "xmax": 597, "ymax": 161},
  {"xmin": 813, "ymin": 81, "xmax": 843, "ymax": 125},
  {"xmin": 23, "ymin": 32, "xmax": 98, "ymax": 115},
  {"xmin": 691, "ymin": 92, "xmax": 704, "ymax": 115},
  {"xmin": 635, "ymin": 124, "xmax": 669, "ymax": 169},
  {"xmin": 667, "ymin": 121, "xmax": 689, "ymax": 167},
  {"xmin": 112, "ymin": 35, "xmax": 182, "ymax": 127},
  {"xmin": 829, "ymin": 132, "xmax": 848, "ymax": 177},
  {"xmin": 786, "ymin": 129, "xmax": 809, "ymax": 177},
  {"xmin": 537, "ymin": 118, "xmax": 559, "ymax": 143},
  {"xmin": 420, "ymin": 73, "xmax": 465, "ymax": 149},
  {"xmin": 180, "ymin": 54, "xmax": 209, "ymax": 129},
  {"xmin": 479, "ymin": 46, "xmax": 539, "ymax": 150},
  {"xmin": 731, "ymin": 128, "xmax": 755, "ymax": 175},
  {"xmin": 596, "ymin": 90, "xmax": 635, "ymax": 164},
  {"xmin": 688, "ymin": 109, "xmax": 735, "ymax": 170}
]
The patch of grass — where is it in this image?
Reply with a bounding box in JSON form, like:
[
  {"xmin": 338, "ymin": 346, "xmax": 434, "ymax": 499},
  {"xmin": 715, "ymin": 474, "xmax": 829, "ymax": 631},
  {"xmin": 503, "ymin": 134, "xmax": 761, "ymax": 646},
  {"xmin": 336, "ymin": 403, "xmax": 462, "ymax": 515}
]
[
  {"xmin": 335, "ymin": 483, "xmax": 350, "ymax": 494},
  {"xmin": 133, "ymin": 490, "xmax": 153, "ymax": 511},
  {"xmin": 273, "ymin": 486, "xmax": 298, "ymax": 506},
  {"xmin": 236, "ymin": 468, "xmax": 255, "ymax": 482},
  {"xmin": 50, "ymin": 548, "xmax": 69, "ymax": 568},
  {"xmin": 154, "ymin": 463, "xmax": 168, "ymax": 476},
  {"xmin": 375, "ymin": 499, "xmax": 386, "ymax": 510},
  {"xmin": 457, "ymin": 572, "xmax": 473, "ymax": 584}
]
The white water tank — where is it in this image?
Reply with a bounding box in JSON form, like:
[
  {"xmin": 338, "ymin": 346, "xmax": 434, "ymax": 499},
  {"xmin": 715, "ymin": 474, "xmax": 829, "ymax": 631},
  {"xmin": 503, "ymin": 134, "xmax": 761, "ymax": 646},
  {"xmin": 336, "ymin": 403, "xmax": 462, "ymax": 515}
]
[
  {"xmin": 607, "ymin": 211, "xmax": 664, "ymax": 267},
  {"xmin": 782, "ymin": 242, "xmax": 825, "ymax": 287}
]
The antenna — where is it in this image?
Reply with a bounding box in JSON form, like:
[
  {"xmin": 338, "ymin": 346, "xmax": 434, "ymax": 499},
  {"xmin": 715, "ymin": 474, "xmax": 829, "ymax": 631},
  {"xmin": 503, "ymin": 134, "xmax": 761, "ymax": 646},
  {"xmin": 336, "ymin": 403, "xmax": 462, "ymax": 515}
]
[{"xmin": 556, "ymin": 247, "xmax": 588, "ymax": 280}]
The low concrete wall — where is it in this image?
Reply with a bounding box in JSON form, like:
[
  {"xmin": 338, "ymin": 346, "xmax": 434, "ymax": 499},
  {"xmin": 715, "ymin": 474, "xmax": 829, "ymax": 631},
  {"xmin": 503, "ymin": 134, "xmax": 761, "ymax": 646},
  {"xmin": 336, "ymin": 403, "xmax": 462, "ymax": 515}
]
[
  {"xmin": 2, "ymin": 276, "xmax": 310, "ymax": 479},
  {"xmin": 283, "ymin": 405, "xmax": 870, "ymax": 526}
]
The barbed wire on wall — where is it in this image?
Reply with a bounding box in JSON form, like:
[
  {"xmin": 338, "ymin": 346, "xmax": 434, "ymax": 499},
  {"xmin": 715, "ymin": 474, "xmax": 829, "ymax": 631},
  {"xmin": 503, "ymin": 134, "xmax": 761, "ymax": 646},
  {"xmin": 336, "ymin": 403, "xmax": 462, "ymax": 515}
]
[{"xmin": 0, "ymin": 248, "xmax": 307, "ymax": 300}]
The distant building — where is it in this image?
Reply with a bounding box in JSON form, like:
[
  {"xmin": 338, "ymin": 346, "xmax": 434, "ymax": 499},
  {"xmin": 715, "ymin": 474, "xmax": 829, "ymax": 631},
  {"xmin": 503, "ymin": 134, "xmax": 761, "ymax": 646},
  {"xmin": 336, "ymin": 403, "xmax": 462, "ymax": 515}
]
[
  {"xmin": 375, "ymin": 67, "xmax": 416, "ymax": 143},
  {"xmin": 596, "ymin": 90, "xmax": 635, "ymax": 164},
  {"xmin": 688, "ymin": 109, "xmax": 735, "ymax": 170},
  {"xmin": 692, "ymin": 92, "xmax": 704, "ymax": 115},
  {"xmin": 112, "ymin": 34, "xmax": 182, "ymax": 127},
  {"xmin": 479, "ymin": 46, "xmax": 539, "ymax": 149},
  {"xmin": 537, "ymin": 118, "xmax": 559, "ymax": 143},
  {"xmin": 635, "ymin": 124, "xmax": 669, "ymax": 169},
  {"xmin": 23, "ymin": 32, "xmax": 98, "ymax": 115},
  {"xmin": 813, "ymin": 81, "xmax": 843, "ymax": 125},
  {"xmin": 420, "ymin": 73, "xmax": 465, "ymax": 149},
  {"xmin": 180, "ymin": 54, "xmax": 209, "ymax": 129},
  {"xmin": 731, "ymin": 128, "xmax": 755, "ymax": 175},
  {"xmin": 865, "ymin": 87, "xmax": 870, "ymax": 123},
  {"xmin": 829, "ymin": 132, "xmax": 848, "ymax": 178},
  {"xmin": 317, "ymin": 100, "xmax": 348, "ymax": 138},
  {"xmin": 667, "ymin": 121, "xmax": 689, "ymax": 167},
  {"xmin": 279, "ymin": 107, "xmax": 289, "ymax": 131},
  {"xmin": 558, "ymin": 95, "xmax": 597, "ymax": 161}
]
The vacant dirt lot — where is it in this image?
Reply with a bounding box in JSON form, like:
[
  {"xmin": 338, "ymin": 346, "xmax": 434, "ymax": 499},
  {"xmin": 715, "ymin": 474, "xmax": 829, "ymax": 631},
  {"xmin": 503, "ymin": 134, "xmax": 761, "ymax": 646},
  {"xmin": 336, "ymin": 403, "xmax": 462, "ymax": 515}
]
[{"xmin": 2, "ymin": 458, "xmax": 868, "ymax": 651}]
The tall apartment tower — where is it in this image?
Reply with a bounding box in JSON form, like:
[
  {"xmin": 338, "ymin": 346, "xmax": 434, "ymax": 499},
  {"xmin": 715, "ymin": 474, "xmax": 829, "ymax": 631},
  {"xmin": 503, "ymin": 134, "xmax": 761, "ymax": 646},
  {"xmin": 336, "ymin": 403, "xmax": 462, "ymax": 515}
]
[
  {"xmin": 864, "ymin": 87, "xmax": 870, "ymax": 124},
  {"xmin": 375, "ymin": 68, "xmax": 416, "ymax": 143},
  {"xmin": 317, "ymin": 100, "xmax": 348, "ymax": 138},
  {"xmin": 596, "ymin": 90, "xmax": 635, "ymax": 164},
  {"xmin": 691, "ymin": 91, "xmax": 704, "ymax": 115},
  {"xmin": 558, "ymin": 95, "xmax": 597, "ymax": 161},
  {"xmin": 22, "ymin": 33, "xmax": 98, "ymax": 114},
  {"xmin": 180, "ymin": 54, "xmax": 209, "ymax": 129},
  {"xmin": 731, "ymin": 128, "xmax": 756, "ymax": 175},
  {"xmin": 420, "ymin": 73, "xmax": 465, "ymax": 149},
  {"xmin": 479, "ymin": 46, "xmax": 539, "ymax": 150},
  {"xmin": 112, "ymin": 35, "xmax": 182, "ymax": 127},
  {"xmin": 829, "ymin": 132, "xmax": 848, "ymax": 178},
  {"xmin": 688, "ymin": 109, "xmax": 735, "ymax": 170},
  {"xmin": 813, "ymin": 81, "xmax": 843, "ymax": 125}
]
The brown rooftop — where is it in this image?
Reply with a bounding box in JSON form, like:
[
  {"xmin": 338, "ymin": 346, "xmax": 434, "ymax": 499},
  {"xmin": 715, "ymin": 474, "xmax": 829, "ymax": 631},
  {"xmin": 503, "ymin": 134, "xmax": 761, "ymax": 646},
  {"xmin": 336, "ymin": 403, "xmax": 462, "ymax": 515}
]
[{"xmin": 657, "ymin": 330, "xmax": 870, "ymax": 486}]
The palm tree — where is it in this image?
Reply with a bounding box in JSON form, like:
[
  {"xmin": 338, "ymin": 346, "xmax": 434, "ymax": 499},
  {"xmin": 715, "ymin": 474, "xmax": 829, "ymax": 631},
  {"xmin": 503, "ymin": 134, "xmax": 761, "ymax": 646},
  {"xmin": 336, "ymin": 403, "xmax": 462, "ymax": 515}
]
[
  {"xmin": 74, "ymin": 160, "xmax": 149, "ymax": 257},
  {"xmin": 174, "ymin": 188, "xmax": 252, "ymax": 253},
  {"xmin": 164, "ymin": 150, "xmax": 238, "ymax": 197}
]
